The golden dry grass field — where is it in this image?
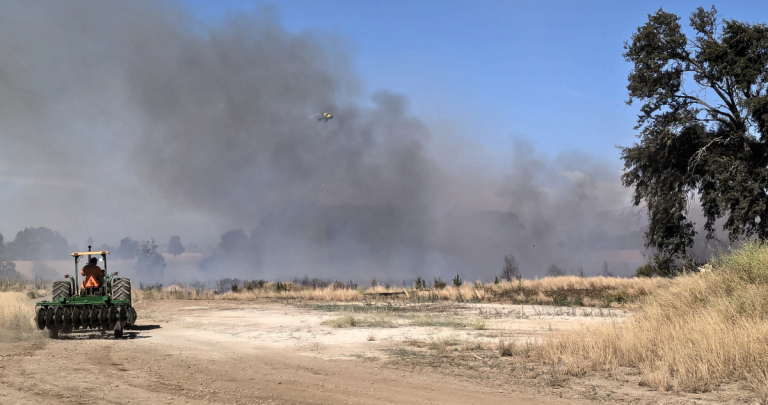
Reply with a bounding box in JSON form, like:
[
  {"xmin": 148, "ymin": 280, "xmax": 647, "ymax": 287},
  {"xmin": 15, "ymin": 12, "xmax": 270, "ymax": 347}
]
[{"xmin": 1, "ymin": 245, "xmax": 766, "ymax": 404}]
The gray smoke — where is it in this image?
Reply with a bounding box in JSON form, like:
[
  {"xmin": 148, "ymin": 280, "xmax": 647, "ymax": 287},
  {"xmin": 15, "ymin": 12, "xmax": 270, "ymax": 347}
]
[{"xmin": 0, "ymin": 0, "xmax": 648, "ymax": 281}]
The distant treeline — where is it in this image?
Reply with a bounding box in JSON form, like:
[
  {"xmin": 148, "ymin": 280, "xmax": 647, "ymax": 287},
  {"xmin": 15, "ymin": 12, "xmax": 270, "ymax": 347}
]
[{"xmin": 0, "ymin": 227, "xmax": 174, "ymax": 281}]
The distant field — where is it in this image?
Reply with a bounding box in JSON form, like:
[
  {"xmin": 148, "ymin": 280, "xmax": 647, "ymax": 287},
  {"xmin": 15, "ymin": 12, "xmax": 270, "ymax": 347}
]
[{"xmin": 134, "ymin": 275, "xmax": 669, "ymax": 307}]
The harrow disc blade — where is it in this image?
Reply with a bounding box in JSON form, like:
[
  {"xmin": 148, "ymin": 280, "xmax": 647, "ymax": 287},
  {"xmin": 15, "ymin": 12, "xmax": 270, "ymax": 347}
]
[
  {"xmin": 45, "ymin": 307, "xmax": 55, "ymax": 330},
  {"xmin": 63, "ymin": 307, "xmax": 72, "ymax": 326},
  {"xmin": 72, "ymin": 307, "xmax": 81, "ymax": 329},
  {"xmin": 36, "ymin": 308, "xmax": 46, "ymax": 330},
  {"xmin": 90, "ymin": 306, "xmax": 100, "ymax": 328},
  {"xmin": 80, "ymin": 306, "xmax": 90, "ymax": 328},
  {"xmin": 108, "ymin": 306, "xmax": 117, "ymax": 329},
  {"xmin": 54, "ymin": 307, "xmax": 64, "ymax": 328},
  {"xmin": 100, "ymin": 306, "xmax": 109, "ymax": 329}
]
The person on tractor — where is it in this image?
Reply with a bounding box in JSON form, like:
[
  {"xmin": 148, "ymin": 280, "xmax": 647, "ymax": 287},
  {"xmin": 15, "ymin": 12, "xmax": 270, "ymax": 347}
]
[{"xmin": 81, "ymin": 257, "xmax": 104, "ymax": 289}]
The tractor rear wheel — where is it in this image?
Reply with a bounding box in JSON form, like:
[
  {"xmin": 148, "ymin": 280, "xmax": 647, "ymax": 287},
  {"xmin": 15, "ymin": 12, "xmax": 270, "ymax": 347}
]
[
  {"xmin": 52, "ymin": 281, "xmax": 71, "ymax": 300},
  {"xmin": 113, "ymin": 278, "xmax": 131, "ymax": 301}
]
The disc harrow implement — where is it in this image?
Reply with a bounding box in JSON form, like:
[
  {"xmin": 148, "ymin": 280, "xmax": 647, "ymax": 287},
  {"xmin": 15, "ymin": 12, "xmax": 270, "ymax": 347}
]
[{"xmin": 35, "ymin": 246, "xmax": 137, "ymax": 339}]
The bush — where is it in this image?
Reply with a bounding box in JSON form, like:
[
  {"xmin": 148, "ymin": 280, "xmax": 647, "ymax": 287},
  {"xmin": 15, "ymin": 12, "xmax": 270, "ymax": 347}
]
[
  {"xmin": 452, "ymin": 274, "xmax": 462, "ymax": 288},
  {"xmin": 498, "ymin": 339, "xmax": 515, "ymax": 356},
  {"xmin": 433, "ymin": 277, "xmax": 446, "ymax": 290},
  {"xmin": 634, "ymin": 263, "xmax": 656, "ymax": 278},
  {"xmin": 325, "ymin": 314, "xmax": 357, "ymax": 328},
  {"xmin": 140, "ymin": 283, "xmax": 163, "ymax": 291},
  {"xmin": 635, "ymin": 253, "xmax": 676, "ymax": 277},
  {"xmin": 547, "ymin": 264, "xmax": 566, "ymax": 277}
]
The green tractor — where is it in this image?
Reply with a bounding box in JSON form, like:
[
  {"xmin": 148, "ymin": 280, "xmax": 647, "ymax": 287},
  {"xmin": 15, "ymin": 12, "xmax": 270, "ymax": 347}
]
[{"xmin": 35, "ymin": 247, "xmax": 137, "ymax": 339}]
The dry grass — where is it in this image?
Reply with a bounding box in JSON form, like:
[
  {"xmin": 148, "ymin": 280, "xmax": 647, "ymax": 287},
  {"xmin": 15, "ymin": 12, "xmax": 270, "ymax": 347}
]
[
  {"xmin": 0, "ymin": 277, "xmax": 49, "ymax": 293},
  {"xmin": 0, "ymin": 292, "xmax": 38, "ymax": 341},
  {"xmin": 535, "ymin": 242, "xmax": 768, "ymax": 397},
  {"xmin": 324, "ymin": 314, "xmax": 359, "ymax": 328},
  {"xmin": 322, "ymin": 313, "xmax": 398, "ymax": 328},
  {"xmin": 135, "ymin": 276, "xmax": 667, "ymax": 307},
  {"xmin": 498, "ymin": 338, "xmax": 515, "ymax": 357},
  {"xmin": 134, "ymin": 283, "xmax": 364, "ymax": 302}
]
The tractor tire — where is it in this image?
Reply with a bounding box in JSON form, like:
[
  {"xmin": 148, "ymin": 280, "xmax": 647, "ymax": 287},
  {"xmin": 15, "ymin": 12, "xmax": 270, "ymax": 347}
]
[
  {"xmin": 52, "ymin": 281, "xmax": 71, "ymax": 300},
  {"xmin": 113, "ymin": 278, "xmax": 131, "ymax": 301}
]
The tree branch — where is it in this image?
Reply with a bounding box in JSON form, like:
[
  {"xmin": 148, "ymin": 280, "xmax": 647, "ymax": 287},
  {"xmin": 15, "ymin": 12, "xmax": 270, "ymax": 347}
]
[{"xmin": 676, "ymin": 94, "xmax": 736, "ymax": 123}]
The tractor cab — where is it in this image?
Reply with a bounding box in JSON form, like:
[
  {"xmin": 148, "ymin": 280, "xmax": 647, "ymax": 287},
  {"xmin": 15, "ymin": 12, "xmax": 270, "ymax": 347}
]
[{"xmin": 72, "ymin": 248, "xmax": 112, "ymax": 297}]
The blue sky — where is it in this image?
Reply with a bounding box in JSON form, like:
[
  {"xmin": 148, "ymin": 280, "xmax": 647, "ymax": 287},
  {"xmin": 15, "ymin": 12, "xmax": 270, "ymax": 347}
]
[{"xmin": 179, "ymin": 1, "xmax": 768, "ymax": 164}]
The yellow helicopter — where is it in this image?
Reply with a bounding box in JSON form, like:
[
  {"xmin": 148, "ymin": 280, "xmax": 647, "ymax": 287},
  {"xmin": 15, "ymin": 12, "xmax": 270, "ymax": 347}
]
[{"xmin": 309, "ymin": 111, "xmax": 333, "ymax": 122}]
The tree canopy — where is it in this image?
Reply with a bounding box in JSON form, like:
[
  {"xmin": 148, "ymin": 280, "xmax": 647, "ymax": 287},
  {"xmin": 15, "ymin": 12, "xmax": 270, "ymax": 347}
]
[
  {"xmin": 115, "ymin": 237, "xmax": 138, "ymax": 260},
  {"xmin": 135, "ymin": 238, "xmax": 166, "ymax": 280},
  {"xmin": 0, "ymin": 259, "xmax": 21, "ymax": 278},
  {"xmin": 547, "ymin": 264, "xmax": 566, "ymax": 277},
  {"xmin": 167, "ymin": 236, "xmax": 186, "ymax": 257},
  {"xmin": 5, "ymin": 227, "xmax": 70, "ymax": 260},
  {"xmin": 621, "ymin": 6, "xmax": 768, "ymax": 259}
]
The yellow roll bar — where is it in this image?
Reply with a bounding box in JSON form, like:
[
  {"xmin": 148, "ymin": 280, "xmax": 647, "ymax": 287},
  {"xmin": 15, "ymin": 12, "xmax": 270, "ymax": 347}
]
[{"xmin": 72, "ymin": 251, "xmax": 109, "ymax": 257}]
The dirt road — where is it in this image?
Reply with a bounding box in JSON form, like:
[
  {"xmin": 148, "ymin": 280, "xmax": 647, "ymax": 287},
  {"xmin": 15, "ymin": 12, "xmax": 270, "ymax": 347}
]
[{"xmin": 0, "ymin": 300, "xmax": 593, "ymax": 405}]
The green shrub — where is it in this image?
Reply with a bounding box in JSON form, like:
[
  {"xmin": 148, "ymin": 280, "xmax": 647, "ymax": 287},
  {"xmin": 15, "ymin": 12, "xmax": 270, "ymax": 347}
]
[
  {"xmin": 453, "ymin": 274, "xmax": 462, "ymax": 288},
  {"xmin": 634, "ymin": 263, "xmax": 656, "ymax": 278}
]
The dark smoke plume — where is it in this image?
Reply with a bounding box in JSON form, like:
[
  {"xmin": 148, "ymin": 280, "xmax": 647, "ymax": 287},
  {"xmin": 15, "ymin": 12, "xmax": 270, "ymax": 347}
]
[{"xmin": 0, "ymin": 0, "xmax": 649, "ymax": 281}]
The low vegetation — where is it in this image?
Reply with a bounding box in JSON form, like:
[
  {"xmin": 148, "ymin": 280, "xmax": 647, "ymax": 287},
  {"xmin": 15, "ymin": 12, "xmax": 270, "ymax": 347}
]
[
  {"xmin": 0, "ymin": 292, "xmax": 38, "ymax": 341},
  {"xmin": 534, "ymin": 242, "xmax": 768, "ymax": 397},
  {"xmin": 133, "ymin": 276, "xmax": 668, "ymax": 307}
]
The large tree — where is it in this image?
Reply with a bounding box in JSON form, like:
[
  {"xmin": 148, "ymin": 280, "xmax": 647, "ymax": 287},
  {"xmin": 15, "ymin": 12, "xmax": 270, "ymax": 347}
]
[
  {"xmin": 6, "ymin": 227, "xmax": 69, "ymax": 260},
  {"xmin": 115, "ymin": 237, "xmax": 139, "ymax": 260},
  {"xmin": 135, "ymin": 239, "xmax": 166, "ymax": 280},
  {"xmin": 167, "ymin": 235, "xmax": 186, "ymax": 257},
  {"xmin": 621, "ymin": 6, "xmax": 768, "ymax": 259},
  {"xmin": 0, "ymin": 259, "xmax": 21, "ymax": 278}
]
